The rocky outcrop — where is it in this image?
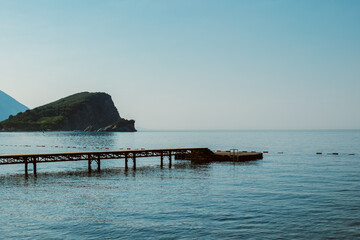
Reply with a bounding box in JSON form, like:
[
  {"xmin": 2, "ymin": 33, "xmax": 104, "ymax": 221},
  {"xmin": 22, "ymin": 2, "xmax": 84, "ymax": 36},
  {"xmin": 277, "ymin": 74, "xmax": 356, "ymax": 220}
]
[
  {"xmin": 97, "ymin": 119, "xmax": 136, "ymax": 132},
  {"xmin": 0, "ymin": 92, "xmax": 136, "ymax": 132},
  {"xmin": 60, "ymin": 93, "xmax": 123, "ymax": 131}
]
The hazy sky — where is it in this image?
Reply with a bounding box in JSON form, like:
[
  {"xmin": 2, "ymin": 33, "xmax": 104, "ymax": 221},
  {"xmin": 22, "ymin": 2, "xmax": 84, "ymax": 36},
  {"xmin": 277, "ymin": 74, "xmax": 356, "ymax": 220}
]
[{"xmin": 1, "ymin": 0, "xmax": 359, "ymax": 130}]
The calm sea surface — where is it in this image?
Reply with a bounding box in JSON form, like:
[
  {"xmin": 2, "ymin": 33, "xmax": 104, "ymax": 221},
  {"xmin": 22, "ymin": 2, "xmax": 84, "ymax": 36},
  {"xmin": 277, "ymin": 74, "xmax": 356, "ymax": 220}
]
[{"xmin": 0, "ymin": 130, "xmax": 359, "ymax": 239}]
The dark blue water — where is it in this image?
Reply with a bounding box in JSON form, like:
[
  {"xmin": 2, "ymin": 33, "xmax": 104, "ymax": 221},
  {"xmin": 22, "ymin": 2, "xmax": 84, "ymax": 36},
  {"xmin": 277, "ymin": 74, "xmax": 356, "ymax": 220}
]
[{"xmin": 0, "ymin": 130, "xmax": 359, "ymax": 239}]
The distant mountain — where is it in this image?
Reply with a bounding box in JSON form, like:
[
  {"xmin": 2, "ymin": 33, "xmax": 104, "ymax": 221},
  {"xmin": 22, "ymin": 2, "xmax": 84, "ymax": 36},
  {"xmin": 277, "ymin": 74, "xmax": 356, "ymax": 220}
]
[
  {"xmin": 0, "ymin": 90, "xmax": 29, "ymax": 121},
  {"xmin": 0, "ymin": 92, "xmax": 136, "ymax": 132}
]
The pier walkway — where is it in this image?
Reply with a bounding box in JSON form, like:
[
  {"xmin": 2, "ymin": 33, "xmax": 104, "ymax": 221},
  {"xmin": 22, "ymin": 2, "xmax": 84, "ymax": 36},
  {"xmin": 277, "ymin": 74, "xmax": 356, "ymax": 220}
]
[
  {"xmin": 0, "ymin": 148, "xmax": 263, "ymax": 176},
  {"xmin": 0, "ymin": 148, "xmax": 208, "ymax": 176}
]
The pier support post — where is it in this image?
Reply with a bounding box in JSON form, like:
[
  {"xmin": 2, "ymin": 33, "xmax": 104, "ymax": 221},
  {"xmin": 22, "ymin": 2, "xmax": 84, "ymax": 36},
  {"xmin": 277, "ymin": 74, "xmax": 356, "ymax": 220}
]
[
  {"xmin": 88, "ymin": 154, "xmax": 92, "ymax": 172},
  {"xmin": 125, "ymin": 154, "xmax": 128, "ymax": 171},
  {"xmin": 33, "ymin": 157, "xmax": 37, "ymax": 176},
  {"xmin": 133, "ymin": 154, "xmax": 136, "ymax": 170},
  {"xmin": 160, "ymin": 152, "xmax": 164, "ymax": 169},
  {"xmin": 169, "ymin": 152, "xmax": 172, "ymax": 168},
  {"xmin": 97, "ymin": 155, "xmax": 101, "ymax": 171},
  {"xmin": 24, "ymin": 157, "xmax": 28, "ymax": 177}
]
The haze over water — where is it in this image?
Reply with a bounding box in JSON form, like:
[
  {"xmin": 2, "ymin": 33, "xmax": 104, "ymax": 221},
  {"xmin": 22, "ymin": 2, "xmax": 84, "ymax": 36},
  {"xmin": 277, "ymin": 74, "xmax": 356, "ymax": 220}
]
[{"xmin": 1, "ymin": 130, "xmax": 359, "ymax": 239}]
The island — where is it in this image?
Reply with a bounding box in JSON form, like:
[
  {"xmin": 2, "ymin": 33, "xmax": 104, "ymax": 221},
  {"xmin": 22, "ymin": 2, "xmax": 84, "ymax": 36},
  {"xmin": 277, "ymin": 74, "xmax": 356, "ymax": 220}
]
[{"xmin": 0, "ymin": 92, "xmax": 136, "ymax": 132}]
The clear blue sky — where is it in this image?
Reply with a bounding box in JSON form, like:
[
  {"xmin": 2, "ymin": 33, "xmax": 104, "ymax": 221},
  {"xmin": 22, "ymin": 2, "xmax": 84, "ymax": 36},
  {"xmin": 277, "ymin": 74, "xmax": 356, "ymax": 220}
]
[{"xmin": 1, "ymin": 0, "xmax": 359, "ymax": 130}]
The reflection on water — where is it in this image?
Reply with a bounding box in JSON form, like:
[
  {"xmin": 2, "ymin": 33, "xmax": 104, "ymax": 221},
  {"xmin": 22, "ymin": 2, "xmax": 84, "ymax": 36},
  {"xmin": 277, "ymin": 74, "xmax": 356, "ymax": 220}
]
[{"xmin": 0, "ymin": 161, "xmax": 212, "ymax": 186}]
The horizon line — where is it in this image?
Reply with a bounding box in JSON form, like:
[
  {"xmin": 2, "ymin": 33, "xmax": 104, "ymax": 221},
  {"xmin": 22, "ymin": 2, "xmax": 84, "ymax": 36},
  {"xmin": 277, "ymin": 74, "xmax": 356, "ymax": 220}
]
[{"xmin": 138, "ymin": 128, "xmax": 360, "ymax": 132}]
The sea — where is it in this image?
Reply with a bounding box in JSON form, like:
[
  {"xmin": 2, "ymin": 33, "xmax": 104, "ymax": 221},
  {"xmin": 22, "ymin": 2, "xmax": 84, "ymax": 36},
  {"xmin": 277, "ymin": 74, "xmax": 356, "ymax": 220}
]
[{"xmin": 0, "ymin": 130, "xmax": 359, "ymax": 240}]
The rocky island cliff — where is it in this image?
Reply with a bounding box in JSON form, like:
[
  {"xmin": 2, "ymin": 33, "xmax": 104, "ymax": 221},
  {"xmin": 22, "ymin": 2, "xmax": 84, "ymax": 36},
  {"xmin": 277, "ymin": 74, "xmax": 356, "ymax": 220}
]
[{"xmin": 0, "ymin": 92, "xmax": 136, "ymax": 132}]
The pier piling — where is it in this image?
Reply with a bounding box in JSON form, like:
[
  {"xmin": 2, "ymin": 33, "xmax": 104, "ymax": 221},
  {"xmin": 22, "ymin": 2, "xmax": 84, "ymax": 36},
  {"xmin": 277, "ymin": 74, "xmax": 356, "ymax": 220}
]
[
  {"xmin": 97, "ymin": 155, "xmax": 101, "ymax": 171},
  {"xmin": 88, "ymin": 154, "xmax": 92, "ymax": 172},
  {"xmin": 160, "ymin": 153, "xmax": 164, "ymax": 168},
  {"xmin": 125, "ymin": 154, "xmax": 128, "ymax": 171},
  {"xmin": 133, "ymin": 154, "xmax": 136, "ymax": 170},
  {"xmin": 24, "ymin": 157, "xmax": 28, "ymax": 177},
  {"xmin": 33, "ymin": 157, "xmax": 37, "ymax": 176},
  {"xmin": 169, "ymin": 152, "xmax": 172, "ymax": 168}
]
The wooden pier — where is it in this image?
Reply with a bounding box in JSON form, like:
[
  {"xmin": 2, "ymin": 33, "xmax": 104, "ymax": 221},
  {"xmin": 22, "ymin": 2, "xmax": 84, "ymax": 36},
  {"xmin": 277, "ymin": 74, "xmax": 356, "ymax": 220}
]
[{"xmin": 0, "ymin": 148, "xmax": 263, "ymax": 176}]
